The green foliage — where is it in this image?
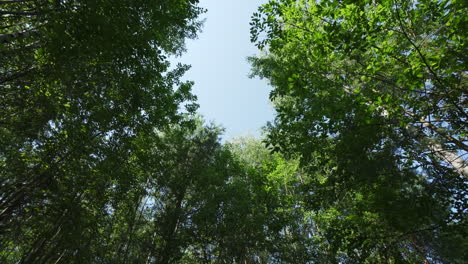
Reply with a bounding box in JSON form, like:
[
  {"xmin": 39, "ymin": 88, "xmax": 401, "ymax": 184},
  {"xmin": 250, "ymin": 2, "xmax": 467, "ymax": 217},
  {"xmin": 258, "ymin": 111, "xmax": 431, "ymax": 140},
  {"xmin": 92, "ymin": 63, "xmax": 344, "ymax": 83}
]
[
  {"xmin": 1, "ymin": 1, "xmax": 204, "ymax": 263},
  {"xmin": 1, "ymin": 0, "xmax": 466, "ymax": 263},
  {"xmin": 250, "ymin": 0, "xmax": 467, "ymax": 262}
]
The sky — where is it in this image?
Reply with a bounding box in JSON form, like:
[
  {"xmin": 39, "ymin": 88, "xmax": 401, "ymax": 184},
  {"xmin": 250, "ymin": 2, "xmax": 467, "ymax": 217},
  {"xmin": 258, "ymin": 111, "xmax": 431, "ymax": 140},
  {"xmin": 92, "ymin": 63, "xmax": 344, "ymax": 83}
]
[{"xmin": 173, "ymin": 0, "xmax": 273, "ymax": 140}]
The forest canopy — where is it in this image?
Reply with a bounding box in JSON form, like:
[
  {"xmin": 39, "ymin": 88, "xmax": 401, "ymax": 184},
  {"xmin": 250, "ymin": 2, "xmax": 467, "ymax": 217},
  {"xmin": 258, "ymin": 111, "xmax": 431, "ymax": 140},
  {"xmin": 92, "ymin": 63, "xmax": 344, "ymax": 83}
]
[{"xmin": 0, "ymin": 0, "xmax": 466, "ymax": 263}]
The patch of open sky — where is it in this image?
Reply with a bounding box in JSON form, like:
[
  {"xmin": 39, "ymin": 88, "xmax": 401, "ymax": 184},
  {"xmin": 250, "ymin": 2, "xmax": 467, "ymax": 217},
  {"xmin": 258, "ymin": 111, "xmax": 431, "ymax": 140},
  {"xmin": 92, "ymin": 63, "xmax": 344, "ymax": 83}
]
[{"xmin": 170, "ymin": 0, "xmax": 274, "ymax": 141}]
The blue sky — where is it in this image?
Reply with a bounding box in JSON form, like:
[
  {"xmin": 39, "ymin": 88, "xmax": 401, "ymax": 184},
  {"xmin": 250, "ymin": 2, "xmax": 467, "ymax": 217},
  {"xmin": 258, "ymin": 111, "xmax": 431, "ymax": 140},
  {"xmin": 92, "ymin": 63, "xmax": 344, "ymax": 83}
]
[{"xmin": 174, "ymin": 0, "xmax": 273, "ymax": 140}]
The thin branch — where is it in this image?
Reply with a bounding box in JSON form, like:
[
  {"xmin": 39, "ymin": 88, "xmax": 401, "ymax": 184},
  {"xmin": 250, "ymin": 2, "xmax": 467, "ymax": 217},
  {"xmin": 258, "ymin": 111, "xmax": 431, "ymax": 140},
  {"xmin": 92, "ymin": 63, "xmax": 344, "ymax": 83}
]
[{"xmin": 393, "ymin": 0, "xmax": 445, "ymax": 89}]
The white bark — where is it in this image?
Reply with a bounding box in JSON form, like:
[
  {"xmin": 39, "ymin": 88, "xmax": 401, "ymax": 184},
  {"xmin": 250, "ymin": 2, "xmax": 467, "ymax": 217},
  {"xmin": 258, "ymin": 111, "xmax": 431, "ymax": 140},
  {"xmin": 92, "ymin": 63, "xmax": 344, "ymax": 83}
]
[
  {"xmin": 428, "ymin": 143, "xmax": 468, "ymax": 177},
  {"xmin": 343, "ymin": 86, "xmax": 468, "ymax": 178}
]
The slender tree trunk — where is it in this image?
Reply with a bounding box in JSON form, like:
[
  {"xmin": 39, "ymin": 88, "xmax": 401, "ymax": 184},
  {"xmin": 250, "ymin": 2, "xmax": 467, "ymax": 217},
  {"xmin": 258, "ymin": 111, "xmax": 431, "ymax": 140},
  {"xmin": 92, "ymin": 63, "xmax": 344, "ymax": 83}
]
[
  {"xmin": 120, "ymin": 193, "xmax": 151, "ymax": 264},
  {"xmin": 0, "ymin": 10, "xmax": 38, "ymax": 16},
  {"xmin": 0, "ymin": 66, "xmax": 35, "ymax": 84},
  {"xmin": 21, "ymin": 218, "xmax": 63, "ymax": 263},
  {"xmin": 0, "ymin": 0, "xmax": 36, "ymax": 4},
  {"xmin": 20, "ymin": 192, "xmax": 82, "ymax": 264},
  {"xmin": 52, "ymin": 250, "xmax": 66, "ymax": 264},
  {"xmin": 157, "ymin": 189, "xmax": 187, "ymax": 264},
  {"xmin": 0, "ymin": 29, "xmax": 38, "ymax": 43}
]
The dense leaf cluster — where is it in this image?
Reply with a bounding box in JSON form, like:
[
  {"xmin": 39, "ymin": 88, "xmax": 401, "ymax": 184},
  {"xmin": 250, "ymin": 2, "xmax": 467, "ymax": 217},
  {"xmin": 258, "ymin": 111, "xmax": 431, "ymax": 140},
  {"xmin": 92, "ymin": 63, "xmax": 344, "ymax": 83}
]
[
  {"xmin": 1, "ymin": 0, "xmax": 466, "ymax": 263},
  {"xmin": 250, "ymin": 0, "xmax": 467, "ymax": 263},
  {"xmin": 1, "ymin": 1, "xmax": 308, "ymax": 263}
]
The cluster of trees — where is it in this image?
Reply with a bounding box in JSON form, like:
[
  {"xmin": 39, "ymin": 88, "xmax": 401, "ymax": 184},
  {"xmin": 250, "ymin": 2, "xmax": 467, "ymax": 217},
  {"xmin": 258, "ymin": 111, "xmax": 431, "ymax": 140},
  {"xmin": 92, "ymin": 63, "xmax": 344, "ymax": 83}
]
[
  {"xmin": 249, "ymin": 0, "xmax": 466, "ymax": 262},
  {"xmin": 0, "ymin": 0, "xmax": 465, "ymax": 263},
  {"xmin": 0, "ymin": 0, "xmax": 306, "ymax": 263}
]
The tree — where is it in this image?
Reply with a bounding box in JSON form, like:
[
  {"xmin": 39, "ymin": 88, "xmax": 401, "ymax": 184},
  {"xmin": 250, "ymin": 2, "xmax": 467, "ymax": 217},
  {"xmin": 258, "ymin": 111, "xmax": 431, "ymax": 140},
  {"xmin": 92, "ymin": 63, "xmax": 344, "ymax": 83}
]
[
  {"xmin": 250, "ymin": 0, "xmax": 467, "ymax": 262},
  {"xmin": 1, "ymin": 1, "xmax": 204, "ymax": 262},
  {"xmin": 224, "ymin": 136, "xmax": 312, "ymax": 263}
]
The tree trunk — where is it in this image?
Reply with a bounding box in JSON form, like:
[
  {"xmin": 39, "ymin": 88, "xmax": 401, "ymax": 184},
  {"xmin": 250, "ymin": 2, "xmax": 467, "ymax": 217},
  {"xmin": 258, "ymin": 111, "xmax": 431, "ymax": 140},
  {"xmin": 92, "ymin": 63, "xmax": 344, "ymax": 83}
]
[
  {"xmin": 0, "ymin": 29, "xmax": 38, "ymax": 43},
  {"xmin": 343, "ymin": 87, "xmax": 468, "ymax": 178}
]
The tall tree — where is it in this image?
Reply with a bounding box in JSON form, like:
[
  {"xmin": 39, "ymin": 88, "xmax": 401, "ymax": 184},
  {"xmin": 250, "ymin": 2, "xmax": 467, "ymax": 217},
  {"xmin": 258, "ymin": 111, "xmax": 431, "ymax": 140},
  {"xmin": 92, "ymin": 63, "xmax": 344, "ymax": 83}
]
[
  {"xmin": 1, "ymin": 1, "xmax": 204, "ymax": 262},
  {"xmin": 250, "ymin": 0, "xmax": 467, "ymax": 262}
]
